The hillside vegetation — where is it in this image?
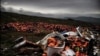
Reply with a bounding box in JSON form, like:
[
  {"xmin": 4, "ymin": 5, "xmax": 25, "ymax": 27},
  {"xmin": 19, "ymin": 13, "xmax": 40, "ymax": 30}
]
[
  {"xmin": 0, "ymin": 12, "xmax": 96, "ymax": 56},
  {"xmin": 1, "ymin": 12, "xmax": 92, "ymax": 26}
]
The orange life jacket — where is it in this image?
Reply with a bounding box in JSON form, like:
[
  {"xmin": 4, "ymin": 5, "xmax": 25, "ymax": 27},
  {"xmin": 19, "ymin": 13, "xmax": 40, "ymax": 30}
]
[{"xmin": 47, "ymin": 37, "xmax": 57, "ymax": 47}]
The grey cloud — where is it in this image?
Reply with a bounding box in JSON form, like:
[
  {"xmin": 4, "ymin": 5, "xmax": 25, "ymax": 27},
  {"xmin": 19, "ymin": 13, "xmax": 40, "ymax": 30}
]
[
  {"xmin": 1, "ymin": 0, "xmax": 99, "ymax": 9},
  {"xmin": 1, "ymin": 0, "xmax": 100, "ymax": 18}
]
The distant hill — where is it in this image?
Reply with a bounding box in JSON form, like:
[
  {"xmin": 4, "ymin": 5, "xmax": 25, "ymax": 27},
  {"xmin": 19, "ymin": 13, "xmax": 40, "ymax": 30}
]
[
  {"xmin": 1, "ymin": 11, "xmax": 93, "ymax": 27},
  {"xmin": 73, "ymin": 17, "xmax": 100, "ymax": 25}
]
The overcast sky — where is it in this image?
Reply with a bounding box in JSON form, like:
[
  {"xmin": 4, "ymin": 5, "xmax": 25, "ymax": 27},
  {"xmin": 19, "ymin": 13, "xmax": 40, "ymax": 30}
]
[{"xmin": 1, "ymin": 0, "xmax": 100, "ymax": 18}]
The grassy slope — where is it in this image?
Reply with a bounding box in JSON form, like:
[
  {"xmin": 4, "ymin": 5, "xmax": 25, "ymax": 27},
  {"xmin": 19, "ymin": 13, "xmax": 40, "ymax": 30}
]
[
  {"xmin": 0, "ymin": 11, "xmax": 94, "ymax": 56},
  {"xmin": 1, "ymin": 11, "xmax": 93, "ymax": 46}
]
